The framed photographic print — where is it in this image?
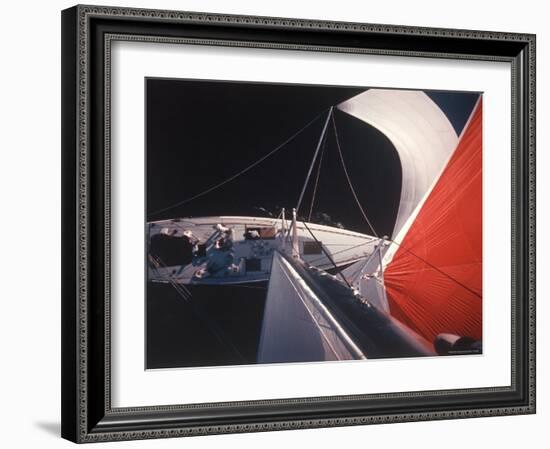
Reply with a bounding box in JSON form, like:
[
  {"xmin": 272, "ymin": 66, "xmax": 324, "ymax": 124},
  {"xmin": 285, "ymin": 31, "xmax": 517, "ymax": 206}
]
[{"xmin": 61, "ymin": 4, "xmax": 536, "ymax": 443}]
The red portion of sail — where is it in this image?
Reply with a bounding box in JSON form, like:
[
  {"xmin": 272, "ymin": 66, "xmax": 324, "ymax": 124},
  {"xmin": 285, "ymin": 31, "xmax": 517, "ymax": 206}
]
[{"xmin": 384, "ymin": 99, "xmax": 482, "ymax": 344}]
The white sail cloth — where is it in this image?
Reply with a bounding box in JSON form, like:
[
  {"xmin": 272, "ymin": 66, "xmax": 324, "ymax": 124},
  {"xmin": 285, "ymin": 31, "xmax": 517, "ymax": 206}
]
[
  {"xmin": 337, "ymin": 89, "xmax": 459, "ymax": 239},
  {"xmin": 257, "ymin": 252, "xmax": 365, "ymax": 363}
]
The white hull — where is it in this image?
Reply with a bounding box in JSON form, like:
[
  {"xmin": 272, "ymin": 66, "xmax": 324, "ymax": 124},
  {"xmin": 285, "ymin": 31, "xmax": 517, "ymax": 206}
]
[{"xmin": 147, "ymin": 216, "xmax": 378, "ymax": 285}]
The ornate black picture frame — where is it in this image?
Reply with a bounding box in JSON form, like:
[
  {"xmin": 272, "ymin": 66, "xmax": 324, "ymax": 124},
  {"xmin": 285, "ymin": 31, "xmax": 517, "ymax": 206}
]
[{"xmin": 61, "ymin": 4, "xmax": 536, "ymax": 443}]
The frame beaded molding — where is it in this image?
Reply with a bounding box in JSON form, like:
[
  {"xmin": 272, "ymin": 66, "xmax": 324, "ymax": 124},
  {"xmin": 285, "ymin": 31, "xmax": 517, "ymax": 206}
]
[{"xmin": 73, "ymin": 4, "xmax": 536, "ymax": 442}]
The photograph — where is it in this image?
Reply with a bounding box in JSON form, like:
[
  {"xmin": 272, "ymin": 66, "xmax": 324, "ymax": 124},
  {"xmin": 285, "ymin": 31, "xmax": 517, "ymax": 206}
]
[
  {"xmin": 145, "ymin": 79, "xmax": 483, "ymax": 369},
  {"xmin": 57, "ymin": 3, "xmax": 537, "ymax": 444}
]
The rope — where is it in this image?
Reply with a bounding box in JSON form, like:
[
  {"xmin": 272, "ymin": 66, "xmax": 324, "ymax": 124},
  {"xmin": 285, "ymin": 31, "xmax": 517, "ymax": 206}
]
[
  {"xmin": 300, "ymin": 220, "xmax": 352, "ymax": 289},
  {"xmin": 307, "ymin": 238, "xmax": 377, "ymax": 265},
  {"xmin": 332, "ymin": 113, "xmax": 379, "ymax": 237},
  {"xmin": 386, "ymin": 240, "xmax": 482, "ymax": 299},
  {"xmin": 328, "ymin": 113, "xmax": 481, "ymax": 299},
  {"xmin": 149, "ymin": 255, "xmax": 192, "ymax": 301},
  {"xmin": 148, "ymin": 255, "xmax": 246, "ymax": 360},
  {"xmin": 150, "ymin": 111, "xmax": 324, "ymax": 217},
  {"xmin": 306, "ymin": 234, "xmax": 481, "ymax": 299}
]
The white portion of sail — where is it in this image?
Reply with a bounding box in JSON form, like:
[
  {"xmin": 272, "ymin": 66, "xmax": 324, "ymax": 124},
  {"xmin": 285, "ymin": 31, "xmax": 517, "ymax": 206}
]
[
  {"xmin": 337, "ymin": 89, "xmax": 458, "ymax": 238},
  {"xmin": 257, "ymin": 252, "xmax": 365, "ymax": 363}
]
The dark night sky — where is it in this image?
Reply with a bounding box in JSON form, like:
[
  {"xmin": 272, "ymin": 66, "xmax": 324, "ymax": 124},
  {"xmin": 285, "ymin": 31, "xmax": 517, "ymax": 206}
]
[{"xmin": 146, "ymin": 79, "xmax": 479, "ymax": 237}]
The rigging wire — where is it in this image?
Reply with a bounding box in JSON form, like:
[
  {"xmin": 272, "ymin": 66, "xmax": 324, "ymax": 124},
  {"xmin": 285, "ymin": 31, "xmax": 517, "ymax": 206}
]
[
  {"xmin": 385, "ymin": 241, "xmax": 482, "ymax": 299},
  {"xmin": 330, "ymin": 111, "xmax": 481, "ymax": 299},
  {"xmin": 295, "ymin": 107, "xmax": 333, "ymax": 215},
  {"xmin": 306, "ymin": 238, "xmax": 378, "ymax": 266},
  {"xmin": 300, "ymin": 220, "xmax": 352, "ymax": 289},
  {"xmin": 307, "ymin": 132, "xmax": 327, "ymax": 222},
  {"xmin": 149, "ymin": 111, "xmax": 325, "ymax": 217},
  {"xmin": 331, "ymin": 112, "xmax": 379, "ymax": 238},
  {"xmin": 148, "ymin": 255, "xmax": 246, "ymax": 361},
  {"xmin": 307, "ymin": 228, "xmax": 481, "ymax": 300}
]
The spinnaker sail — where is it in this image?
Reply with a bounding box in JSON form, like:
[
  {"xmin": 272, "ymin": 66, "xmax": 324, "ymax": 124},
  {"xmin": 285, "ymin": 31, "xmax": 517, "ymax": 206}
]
[
  {"xmin": 383, "ymin": 98, "xmax": 483, "ymax": 342},
  {"xmin": 337, "ymin": 89, "xmax": 459, "ymax": 239}
]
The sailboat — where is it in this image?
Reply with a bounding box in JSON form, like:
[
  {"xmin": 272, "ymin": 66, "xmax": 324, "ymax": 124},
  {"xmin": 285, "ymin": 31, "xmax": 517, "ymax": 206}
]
[{"xmin": 147, "ymin": 88, "xmax": 483, "ymax": 362}]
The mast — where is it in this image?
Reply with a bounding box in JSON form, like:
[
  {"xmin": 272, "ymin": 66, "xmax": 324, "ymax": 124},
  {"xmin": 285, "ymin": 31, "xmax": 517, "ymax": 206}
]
[
  {"xmin": 291, "ymin": 208, "xmax": 299, "ymax": 258},
  {"xmin": 280, "ymin": 207, "xmax": 286, "ymax": 251},
  {"xmin": 295, "ymin": 107, "xmax": 333, "ymax": 214}
]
